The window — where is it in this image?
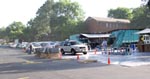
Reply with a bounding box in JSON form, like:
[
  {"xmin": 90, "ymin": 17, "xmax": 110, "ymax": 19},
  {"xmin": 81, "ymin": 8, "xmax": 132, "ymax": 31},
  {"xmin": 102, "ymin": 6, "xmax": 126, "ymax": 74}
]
[
  {"xmin": 109, "ymin": 23, "xmax": 112, "ymax": 28},
  {"xmin": 99, "ymin": 22, "xmax": 102, "ymax": 26},
  {"xmin": 99, "ymin": 22, "xmax": 101, "ymax": 25},
  {"xmin": 106, "ymin": 23, "xmax": 109, "ymax": 28},
  {"xmin": 116, "ymin": 23, "xmax": 118, "ymax": 28}
]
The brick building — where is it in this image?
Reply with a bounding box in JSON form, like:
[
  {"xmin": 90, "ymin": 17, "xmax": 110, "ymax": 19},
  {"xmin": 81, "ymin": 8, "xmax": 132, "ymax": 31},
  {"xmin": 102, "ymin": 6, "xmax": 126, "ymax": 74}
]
[{"xmin": 85, "ymin": 17, "xmax": 131, "ymax": 33}]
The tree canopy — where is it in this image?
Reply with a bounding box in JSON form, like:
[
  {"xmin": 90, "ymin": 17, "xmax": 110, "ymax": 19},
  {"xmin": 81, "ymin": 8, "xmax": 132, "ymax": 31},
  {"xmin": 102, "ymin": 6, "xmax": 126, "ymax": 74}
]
[
  {"xmin": 131, "ymin": 6, "xmax": 150, "ymax": 29},
  {"xmin": 148, "ymin": 0, "xmax": 150, "ymax": 8},
  {"xmin": 26, "ymin": 0, "xmax": 85, "ymax": 41},
  {"xmin": 5, "ymin": 22, "xmax": 25, "ymax": 41},
  {"xmin": 108, "ymin": 7, "xmax": 133, "ymax": 20},
  {"xmin": 107, "ymin": 6, "xmax": 150, "ymax": 29}
]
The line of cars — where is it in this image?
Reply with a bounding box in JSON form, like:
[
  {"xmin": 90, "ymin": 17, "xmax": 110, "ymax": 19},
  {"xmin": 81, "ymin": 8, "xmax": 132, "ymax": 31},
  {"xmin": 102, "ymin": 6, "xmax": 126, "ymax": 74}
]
[
  {"xmin": 34, "ymin": 40, "xmax": 89, "ymax": 55},
  {"xmin": 25, "ymin": 41, "xmax": 61, "ymax": 54},
  {"xmin": 9, "ymin": 40, "xmax": 89, "ymax": 55},
  {"xmin": 9, "ymin": 42, "xmax": 28, "ymax": 48},
  {"xmin": 9, "ymin": 41, "xmax": 60, "ymax": 53}
]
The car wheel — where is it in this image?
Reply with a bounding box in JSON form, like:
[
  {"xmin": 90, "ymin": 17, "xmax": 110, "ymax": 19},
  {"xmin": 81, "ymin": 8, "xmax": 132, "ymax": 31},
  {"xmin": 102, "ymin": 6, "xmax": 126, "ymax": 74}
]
[
  {"xmin": 71, "ymin": 49, "xmax": 76, "ymax": 55},
  {"xmin": 83, "ymin": 52, "xmax": 87, "ymax": 55},
  {"xmin": 61, "ymin": 49, "xmax": 65, "ymax": 55}
]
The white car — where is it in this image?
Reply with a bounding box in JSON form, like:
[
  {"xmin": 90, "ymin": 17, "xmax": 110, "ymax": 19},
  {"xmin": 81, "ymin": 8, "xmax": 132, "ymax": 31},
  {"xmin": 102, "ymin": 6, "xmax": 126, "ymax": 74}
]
[
  {"xmin": 26, "ymin": 42, "xmax": 42, "ymax": 53},
  {"xmin": 40, "ymin": 42, "xmax": 56, "ymax": 53},
  {"xmin": 9, "ymin": 43, "xmax": 18, "ymax": 48},
  {"xmin": 60, "ymin": 40, "xmax": 88, "ymax": 55}
]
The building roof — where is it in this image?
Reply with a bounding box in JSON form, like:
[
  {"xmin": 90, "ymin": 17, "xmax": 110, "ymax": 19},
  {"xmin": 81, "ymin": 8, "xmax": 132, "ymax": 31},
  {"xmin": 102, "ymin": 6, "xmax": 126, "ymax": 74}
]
[
  {"xmin": 81, "ymin": 33, "xmax": 110, "ymax": 38},
  {"xmin": 87, "ymin": 17, "xmax": 130, "ymax": 23}
]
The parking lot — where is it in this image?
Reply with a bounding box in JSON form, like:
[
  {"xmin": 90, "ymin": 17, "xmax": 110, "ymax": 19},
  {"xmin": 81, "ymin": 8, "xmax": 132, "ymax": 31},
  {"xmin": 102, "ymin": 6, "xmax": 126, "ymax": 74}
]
[{"xmin": 0, "ymin": 47, "xmax": 150, "ymax": 79}]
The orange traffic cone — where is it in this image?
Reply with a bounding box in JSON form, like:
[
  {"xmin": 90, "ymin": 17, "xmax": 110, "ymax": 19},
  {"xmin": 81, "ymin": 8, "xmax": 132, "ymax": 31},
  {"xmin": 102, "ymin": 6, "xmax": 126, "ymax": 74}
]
[{"xmin": 108, "ymin": 57, "xmax": 111, "ymax": 65}]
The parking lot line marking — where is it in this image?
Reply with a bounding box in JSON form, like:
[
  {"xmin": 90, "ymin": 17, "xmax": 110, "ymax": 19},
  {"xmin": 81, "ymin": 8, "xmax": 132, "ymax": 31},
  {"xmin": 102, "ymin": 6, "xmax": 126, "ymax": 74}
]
[
  {"xmin": 22, "ymin": 60, "xmax": 42, "ymax": 64},
  {"xmin": 18, "ymin": 77, "xmax": 29, "ymax": 79}
]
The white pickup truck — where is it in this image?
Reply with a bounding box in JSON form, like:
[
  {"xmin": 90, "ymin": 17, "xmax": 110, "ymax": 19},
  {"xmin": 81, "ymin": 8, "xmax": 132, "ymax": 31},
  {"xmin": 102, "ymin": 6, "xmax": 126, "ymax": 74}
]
[{"xmin": 60, "ymin": 40, "xmax": 88, "ymax": 55}]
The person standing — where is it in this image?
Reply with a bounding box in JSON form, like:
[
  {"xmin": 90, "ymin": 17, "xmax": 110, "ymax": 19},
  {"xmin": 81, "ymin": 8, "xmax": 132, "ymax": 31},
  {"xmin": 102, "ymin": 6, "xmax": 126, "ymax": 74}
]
[
  {"xmin": 101, "ymin": 39, "xmax": 107, "ymax": 54},
  {"xmin": 29, "ymin": 44, "xmax": 32, "ymax": 54}
]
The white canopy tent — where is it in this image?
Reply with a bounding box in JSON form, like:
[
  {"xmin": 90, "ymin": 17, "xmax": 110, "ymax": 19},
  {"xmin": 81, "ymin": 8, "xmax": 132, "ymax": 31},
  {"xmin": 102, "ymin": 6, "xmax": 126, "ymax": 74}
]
[
  {"xmin": 81, "ymin": 34, "xmax": 111, "ymax": 38},
  {"xmin": 136, "ymin": 28, "xmax": 150, "ymax": 34}
]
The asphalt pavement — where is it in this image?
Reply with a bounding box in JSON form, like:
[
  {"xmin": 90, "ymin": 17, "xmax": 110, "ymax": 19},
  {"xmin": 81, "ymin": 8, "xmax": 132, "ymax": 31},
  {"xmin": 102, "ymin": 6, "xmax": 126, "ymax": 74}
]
[{"xmin": 0, "ymin": 47, "xmax": 150, "ymax": 79}]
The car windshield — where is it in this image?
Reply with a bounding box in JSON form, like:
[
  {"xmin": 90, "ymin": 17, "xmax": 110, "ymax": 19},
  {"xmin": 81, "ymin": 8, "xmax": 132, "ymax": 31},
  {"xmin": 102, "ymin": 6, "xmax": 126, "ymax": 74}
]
[
  {"xmin": 40, "ymin": 43, "xmax": 48, "ymax": 47},
  {"xmin": 32, "ymin": 43, "xmax": 41, "ymax": 47},
  {"xmin": 70, "ymin": 41, "xmax": 80, "ymax": 45},
  {"xmin": 50, "ymin": 42, "xmax": 55, "ymax": 45}
]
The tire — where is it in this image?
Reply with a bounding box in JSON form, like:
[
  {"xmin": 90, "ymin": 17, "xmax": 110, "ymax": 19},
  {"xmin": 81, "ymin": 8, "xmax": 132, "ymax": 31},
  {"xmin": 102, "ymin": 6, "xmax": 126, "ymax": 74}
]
[
  {"xmin": 61, "ymin": 49, "xmax": 65, "ymax": 55},
  {"xmin": 71, "ymin": 49, "xmax": 76, "ymax": 55},
  {"xmin": 83, "ymin": 52, "xmax": 87, "ymax": 55}
]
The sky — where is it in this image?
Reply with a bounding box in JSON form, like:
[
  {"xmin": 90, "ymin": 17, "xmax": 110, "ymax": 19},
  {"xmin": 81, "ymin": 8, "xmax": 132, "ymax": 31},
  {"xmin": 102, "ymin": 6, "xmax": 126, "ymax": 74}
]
[{"xmin": 0, "ymin": 0, "xmax": 142, "ymax": 27}]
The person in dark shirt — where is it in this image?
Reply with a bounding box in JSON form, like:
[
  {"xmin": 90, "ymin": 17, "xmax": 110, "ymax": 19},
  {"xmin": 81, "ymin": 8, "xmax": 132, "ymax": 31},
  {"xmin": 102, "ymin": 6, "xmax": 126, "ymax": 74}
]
[{"xmin": 29, "ymin": 44, "xmax": 32, "ymax": 54}]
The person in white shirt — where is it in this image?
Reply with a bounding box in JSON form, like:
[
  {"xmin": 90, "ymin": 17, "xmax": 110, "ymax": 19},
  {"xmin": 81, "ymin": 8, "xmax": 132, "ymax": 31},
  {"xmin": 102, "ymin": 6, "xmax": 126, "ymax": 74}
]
[{"xmin": 101, "ymin": 39, "xmax": 107, "ymax": 54}]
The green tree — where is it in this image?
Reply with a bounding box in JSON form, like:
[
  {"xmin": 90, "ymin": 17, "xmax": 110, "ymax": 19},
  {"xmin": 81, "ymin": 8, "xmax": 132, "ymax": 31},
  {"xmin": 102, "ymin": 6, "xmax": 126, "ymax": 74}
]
[
  {"xmin": 28, "ymin": 0, "xmax": 85, "ymax": 41},
  {"xmin": 148, "ymin": 0, "xmax": 150, "ymax": 8},
  {"xmin": 131, "ymin": 6, "xmax": 150, "ymax": 29},
  {"xmin": 0, "ymin": 27, "xmax": 10, "ymax": 42},
  {"xmin": 0, "ymin": 27, "xmax": 6, "ymax": 38},
  {"xmin": 50, "ymin": 0, "xmax": 84, "ymax": 40},
  {"xmin": 108, "ymin": 7, "xmax": 133, "ymax": 19},
  {"xmin": 23, "ymin": 20, "xmax": 34, "ymax": 42},
  {"xmin": 142, "ymin": 0, "xmax": 150, "ymax": 8},
  {"xmin": 27, "ymin": 0, "xmax": 54, "ymax": 41},
  {"xmin": 5, "ymin": 22, "xmax": 25, "ymax": 41}
]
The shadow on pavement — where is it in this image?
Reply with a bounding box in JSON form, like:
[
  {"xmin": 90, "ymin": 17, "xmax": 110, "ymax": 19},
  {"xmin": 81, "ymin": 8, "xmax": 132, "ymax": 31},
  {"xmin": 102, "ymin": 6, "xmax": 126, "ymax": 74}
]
[{"xmin": 0, "ymin": 56, "xmax": 108, "ymax": 75}]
